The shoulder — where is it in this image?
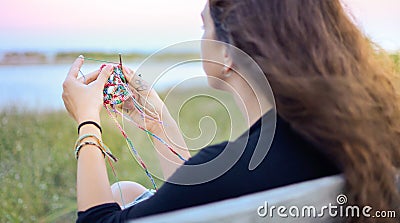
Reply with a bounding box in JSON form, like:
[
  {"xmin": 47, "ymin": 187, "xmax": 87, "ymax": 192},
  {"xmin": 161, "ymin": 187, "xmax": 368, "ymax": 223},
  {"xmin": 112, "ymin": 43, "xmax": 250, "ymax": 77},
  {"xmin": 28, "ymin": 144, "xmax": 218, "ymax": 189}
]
[{"xmin": 184, "ymin": 140, "xmax": 229, "ymax": 165}]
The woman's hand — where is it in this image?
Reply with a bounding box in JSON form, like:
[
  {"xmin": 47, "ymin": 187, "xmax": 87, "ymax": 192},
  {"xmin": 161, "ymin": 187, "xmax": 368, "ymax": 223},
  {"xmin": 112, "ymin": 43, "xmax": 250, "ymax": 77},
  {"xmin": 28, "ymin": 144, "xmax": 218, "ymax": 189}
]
[
  {"xmin": 62, "ymin": 56, "xmax": 113, "ymax": 124},
  {"xmin": 122, "ymin": 66, "xmax": 172, "ymax": 133},
  {"xmin": 122, "ymin": 66, "xmax": 191, "ymax": 175}
]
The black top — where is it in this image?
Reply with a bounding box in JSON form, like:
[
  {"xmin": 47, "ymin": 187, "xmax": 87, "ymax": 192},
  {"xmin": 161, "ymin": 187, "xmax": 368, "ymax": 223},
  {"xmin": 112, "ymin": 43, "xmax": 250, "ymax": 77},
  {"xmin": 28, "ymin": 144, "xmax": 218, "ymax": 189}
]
[{"xmin": 77, "ymin": 110, "xmax": 340, "ymax": 222}]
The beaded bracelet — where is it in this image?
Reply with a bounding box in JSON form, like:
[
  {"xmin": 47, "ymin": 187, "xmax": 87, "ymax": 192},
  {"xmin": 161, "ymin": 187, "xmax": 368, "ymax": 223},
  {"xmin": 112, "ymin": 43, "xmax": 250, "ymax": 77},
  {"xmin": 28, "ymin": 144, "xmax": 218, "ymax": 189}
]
[{"xmin": 74, "ymin": 134, "xmax": 118, "ymax": 162}]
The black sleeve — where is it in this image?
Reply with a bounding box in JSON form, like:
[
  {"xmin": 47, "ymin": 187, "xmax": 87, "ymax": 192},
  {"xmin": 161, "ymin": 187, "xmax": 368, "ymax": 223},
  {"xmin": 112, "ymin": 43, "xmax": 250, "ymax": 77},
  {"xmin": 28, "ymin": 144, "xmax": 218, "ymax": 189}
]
[
  {"xmin": 76, "ymin": 141, "xmax": 230, "ymax": 223},
  {"xmin": 77, "ymin": 203, "xmax": 122, "ymax": 223}
]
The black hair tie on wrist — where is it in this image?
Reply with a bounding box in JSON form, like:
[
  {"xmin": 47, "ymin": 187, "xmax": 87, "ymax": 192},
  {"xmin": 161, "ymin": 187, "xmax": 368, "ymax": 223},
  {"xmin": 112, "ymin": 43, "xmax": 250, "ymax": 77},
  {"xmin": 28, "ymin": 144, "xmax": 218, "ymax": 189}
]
[{"xmin": 78, "ymin": 121, "xmax": 102, "ymax": 134}]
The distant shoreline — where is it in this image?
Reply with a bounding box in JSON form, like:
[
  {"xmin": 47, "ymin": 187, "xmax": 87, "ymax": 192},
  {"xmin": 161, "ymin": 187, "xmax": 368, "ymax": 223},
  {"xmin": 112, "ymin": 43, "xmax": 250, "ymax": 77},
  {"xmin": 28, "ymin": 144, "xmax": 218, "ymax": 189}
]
[
  {"xmin": 0, "ymin": 51, "xmax": 200, "ymax": 66},
  {"xmin": 1, "ymin": 50, "xmax": 398, "ymax": 67}
]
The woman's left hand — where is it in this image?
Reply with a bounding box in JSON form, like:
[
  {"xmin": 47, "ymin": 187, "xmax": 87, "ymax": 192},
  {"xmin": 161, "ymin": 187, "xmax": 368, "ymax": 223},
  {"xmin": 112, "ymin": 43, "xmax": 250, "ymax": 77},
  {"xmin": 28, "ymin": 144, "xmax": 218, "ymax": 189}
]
[{"xmin": 62, "ymin": 56, "xmax": 114, "ymax": 124}]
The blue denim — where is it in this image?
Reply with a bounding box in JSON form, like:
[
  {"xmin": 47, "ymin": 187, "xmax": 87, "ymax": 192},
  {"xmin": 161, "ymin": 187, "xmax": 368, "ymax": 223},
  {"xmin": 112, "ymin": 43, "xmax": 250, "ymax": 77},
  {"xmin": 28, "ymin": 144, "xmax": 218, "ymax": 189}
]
[{"xmin": 122, "ymin": 189, "xmax": 156, "ymax": 209}]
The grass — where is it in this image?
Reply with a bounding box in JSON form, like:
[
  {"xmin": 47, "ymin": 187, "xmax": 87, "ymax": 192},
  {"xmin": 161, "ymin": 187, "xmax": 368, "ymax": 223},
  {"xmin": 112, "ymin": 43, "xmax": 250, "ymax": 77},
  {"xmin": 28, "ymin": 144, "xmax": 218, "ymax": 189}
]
[
  {"xmin": 0, "ymin": 111, "xmax": 77, "ymax": 222},
  {"xmin": 0, "ymin": 88, "xmax": 245, "ymax": 223}
]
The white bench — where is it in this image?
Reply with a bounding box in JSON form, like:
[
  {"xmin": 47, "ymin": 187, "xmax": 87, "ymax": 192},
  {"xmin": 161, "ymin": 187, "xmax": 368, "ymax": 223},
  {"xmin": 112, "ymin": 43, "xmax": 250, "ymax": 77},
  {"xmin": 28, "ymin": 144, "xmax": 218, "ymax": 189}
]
[{"xmin": 132, "ymin": 175, "xmax": 346, "ymax": 223}]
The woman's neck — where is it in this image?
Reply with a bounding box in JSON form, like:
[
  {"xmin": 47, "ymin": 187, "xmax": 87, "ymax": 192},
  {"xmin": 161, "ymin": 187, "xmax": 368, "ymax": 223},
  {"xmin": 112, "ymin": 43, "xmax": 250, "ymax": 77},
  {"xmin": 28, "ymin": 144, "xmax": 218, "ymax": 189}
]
[{"xmin": 227, "ymin": 74, "xmax": 273, "ymax": 128}]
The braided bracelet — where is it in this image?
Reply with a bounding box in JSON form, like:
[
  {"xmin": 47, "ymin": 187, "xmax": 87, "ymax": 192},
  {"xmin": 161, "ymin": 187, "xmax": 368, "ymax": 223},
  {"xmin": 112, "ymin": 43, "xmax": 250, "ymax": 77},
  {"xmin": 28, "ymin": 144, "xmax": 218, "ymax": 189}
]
[
  {"xmin": 75, "ymin": 141, "xmax": 106, "ymax": 159},
  {"xmin": 74, "ymin": 134, "xmax": 118, "ymax": 162}
]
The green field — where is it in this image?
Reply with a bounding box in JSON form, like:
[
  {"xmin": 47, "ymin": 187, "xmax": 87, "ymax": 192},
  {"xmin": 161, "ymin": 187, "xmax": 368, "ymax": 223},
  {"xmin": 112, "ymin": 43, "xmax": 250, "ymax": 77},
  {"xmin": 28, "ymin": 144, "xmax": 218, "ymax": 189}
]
[{"xmin": 0, "ymin": 88, "xmax": 245, "ymax": 223}]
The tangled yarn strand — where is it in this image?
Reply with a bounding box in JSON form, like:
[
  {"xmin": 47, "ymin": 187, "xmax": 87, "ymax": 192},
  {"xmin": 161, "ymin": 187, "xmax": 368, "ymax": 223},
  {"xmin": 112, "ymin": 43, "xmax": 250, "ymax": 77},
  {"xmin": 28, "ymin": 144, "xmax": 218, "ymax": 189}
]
[{"xmin": 100, "ymin": 64, "xmax": 187, "ymax": 190}]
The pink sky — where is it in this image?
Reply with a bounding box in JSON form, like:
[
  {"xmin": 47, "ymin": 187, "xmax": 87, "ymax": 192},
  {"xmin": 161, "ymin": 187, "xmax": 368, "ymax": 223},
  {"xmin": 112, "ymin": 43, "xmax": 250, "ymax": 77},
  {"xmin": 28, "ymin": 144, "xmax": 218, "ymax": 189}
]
[
  {"xmin": 0, "ymin": 0, "xmax": 399, "ymax": 52},
  {"xmin": 0, "ymin": 0, "xmax": 203, "ymax": 30},
  {"xmin": 344, "ymin": 0, "xmax": 399, "ymax": 51}
]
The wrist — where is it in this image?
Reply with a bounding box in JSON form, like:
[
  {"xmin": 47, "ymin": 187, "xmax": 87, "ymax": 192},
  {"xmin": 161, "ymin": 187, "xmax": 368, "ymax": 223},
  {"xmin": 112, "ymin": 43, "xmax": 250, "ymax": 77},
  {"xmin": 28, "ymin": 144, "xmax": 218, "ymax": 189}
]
[
  {"xmin": 78, "ymin": 124, "xmax": 102, "ymax": 139},
  {"xmin": 78, "ymin": 121, "xmax": 102, "ymax": 134},
  {"xmin": 148, "ymin": 124, "xmax": 166, "ymax": 136},
  {"xmin": 150, "ymin": 117, "xmax": 179, "ymax": 136},
  {"xmin": 76, "ymin": 113, "xmax": 101, "ymax": 124}
]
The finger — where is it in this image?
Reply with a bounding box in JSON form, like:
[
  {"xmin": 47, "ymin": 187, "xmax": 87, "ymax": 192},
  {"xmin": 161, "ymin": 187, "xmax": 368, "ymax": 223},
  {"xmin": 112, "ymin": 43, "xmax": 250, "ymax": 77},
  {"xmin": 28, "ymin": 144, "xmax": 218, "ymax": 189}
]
[
  {"xmin": 94, "ymin": 64, "xmax": 114, "ymax": 86},
  {"xmin": 122, "ymin": 66, "xmax": 135, "ymax": 82},
  {"xmin": 79, "ymin": 69, "xmax": 101, "ymax": 84},
  {"xmin": 67, "ymin": 55, "xmax": 84, "ymax": 80},
  {"xmin": 130, "ymin": 76, "xmax": 149, "ymax": 92},
  {"xmin": 122, "ymin": 97, "xmax": 136, "ymax": 111},
  {"xmin": 122, "ymin": 67, "xmax": 148, "ymax": 90}
]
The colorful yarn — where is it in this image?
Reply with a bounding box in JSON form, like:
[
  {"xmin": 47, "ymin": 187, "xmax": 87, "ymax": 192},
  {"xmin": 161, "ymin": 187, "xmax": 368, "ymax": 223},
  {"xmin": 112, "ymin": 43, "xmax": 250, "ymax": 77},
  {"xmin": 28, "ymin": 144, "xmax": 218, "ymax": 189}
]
[
  {"xmin": 99, "ymin": 64, "xmax": 187, "ymax": 190},
  {"xmin": 102, "ymin": 65, "xmax": 130, "ymax": 106},
  {"xmin": 105, "ymin": 107, "xmax": 158, "ymax": 190},
  {"xmin": 111, "ymin": 108, "xmax": 187, "ymax": 162}
]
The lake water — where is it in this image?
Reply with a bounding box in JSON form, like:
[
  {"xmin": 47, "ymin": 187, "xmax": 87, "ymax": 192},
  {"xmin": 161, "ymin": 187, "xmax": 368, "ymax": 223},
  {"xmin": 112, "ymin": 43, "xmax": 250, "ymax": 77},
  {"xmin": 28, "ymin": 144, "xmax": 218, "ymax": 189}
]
[{"xmin": 0, "ymin": 62, "xmax": 207, "ymax": 111}]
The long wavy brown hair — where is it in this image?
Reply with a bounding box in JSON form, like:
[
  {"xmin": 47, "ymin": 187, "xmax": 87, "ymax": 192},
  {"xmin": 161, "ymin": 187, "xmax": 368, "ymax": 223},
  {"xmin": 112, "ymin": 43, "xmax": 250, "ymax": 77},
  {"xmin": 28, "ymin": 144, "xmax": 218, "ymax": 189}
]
[{"xmin": 209, "ymin": 0, "xmax": 400, "ymax": 222}]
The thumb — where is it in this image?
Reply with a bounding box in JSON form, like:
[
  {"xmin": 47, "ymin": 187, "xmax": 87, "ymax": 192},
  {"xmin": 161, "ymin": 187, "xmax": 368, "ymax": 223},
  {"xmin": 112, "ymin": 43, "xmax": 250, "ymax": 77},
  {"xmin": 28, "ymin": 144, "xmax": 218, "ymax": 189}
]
[
  {"xmin": 66, "ymin": 55, "xmax": 84, "ymax": 81},
  {"xmin": 94, "ymin": 64, "xmax": 114, "ymax": 87}
]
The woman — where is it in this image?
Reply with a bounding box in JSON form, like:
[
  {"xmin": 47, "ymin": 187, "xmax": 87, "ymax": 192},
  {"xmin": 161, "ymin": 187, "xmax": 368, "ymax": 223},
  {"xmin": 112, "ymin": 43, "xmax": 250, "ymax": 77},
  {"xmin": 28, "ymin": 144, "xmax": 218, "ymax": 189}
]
[{"xmin": 62, "ymin": 0, "xmax": 400, "ymax": 222}]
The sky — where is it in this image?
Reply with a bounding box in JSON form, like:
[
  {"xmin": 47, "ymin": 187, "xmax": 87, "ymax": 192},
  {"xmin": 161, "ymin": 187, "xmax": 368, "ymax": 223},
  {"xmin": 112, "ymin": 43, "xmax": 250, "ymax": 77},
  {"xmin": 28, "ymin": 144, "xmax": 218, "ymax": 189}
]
[{"xmin": 0, "ymin": 0, "xmax": 399, "ymax": 53}]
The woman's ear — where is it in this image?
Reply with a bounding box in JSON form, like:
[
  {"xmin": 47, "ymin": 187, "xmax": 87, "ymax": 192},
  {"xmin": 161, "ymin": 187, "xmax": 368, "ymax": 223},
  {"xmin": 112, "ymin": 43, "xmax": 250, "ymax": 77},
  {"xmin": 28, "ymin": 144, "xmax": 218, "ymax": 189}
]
[{"xmin": 222, "ymin": 46, "xmax": 234, "ymax": 74}]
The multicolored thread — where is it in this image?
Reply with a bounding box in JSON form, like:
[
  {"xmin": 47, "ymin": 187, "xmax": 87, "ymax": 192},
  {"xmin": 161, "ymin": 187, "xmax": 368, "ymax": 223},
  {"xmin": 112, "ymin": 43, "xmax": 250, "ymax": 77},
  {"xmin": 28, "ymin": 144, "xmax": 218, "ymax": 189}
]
[{"xmin": 99, "ymin": 64, "xmax": 187, "ymax": 190}]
